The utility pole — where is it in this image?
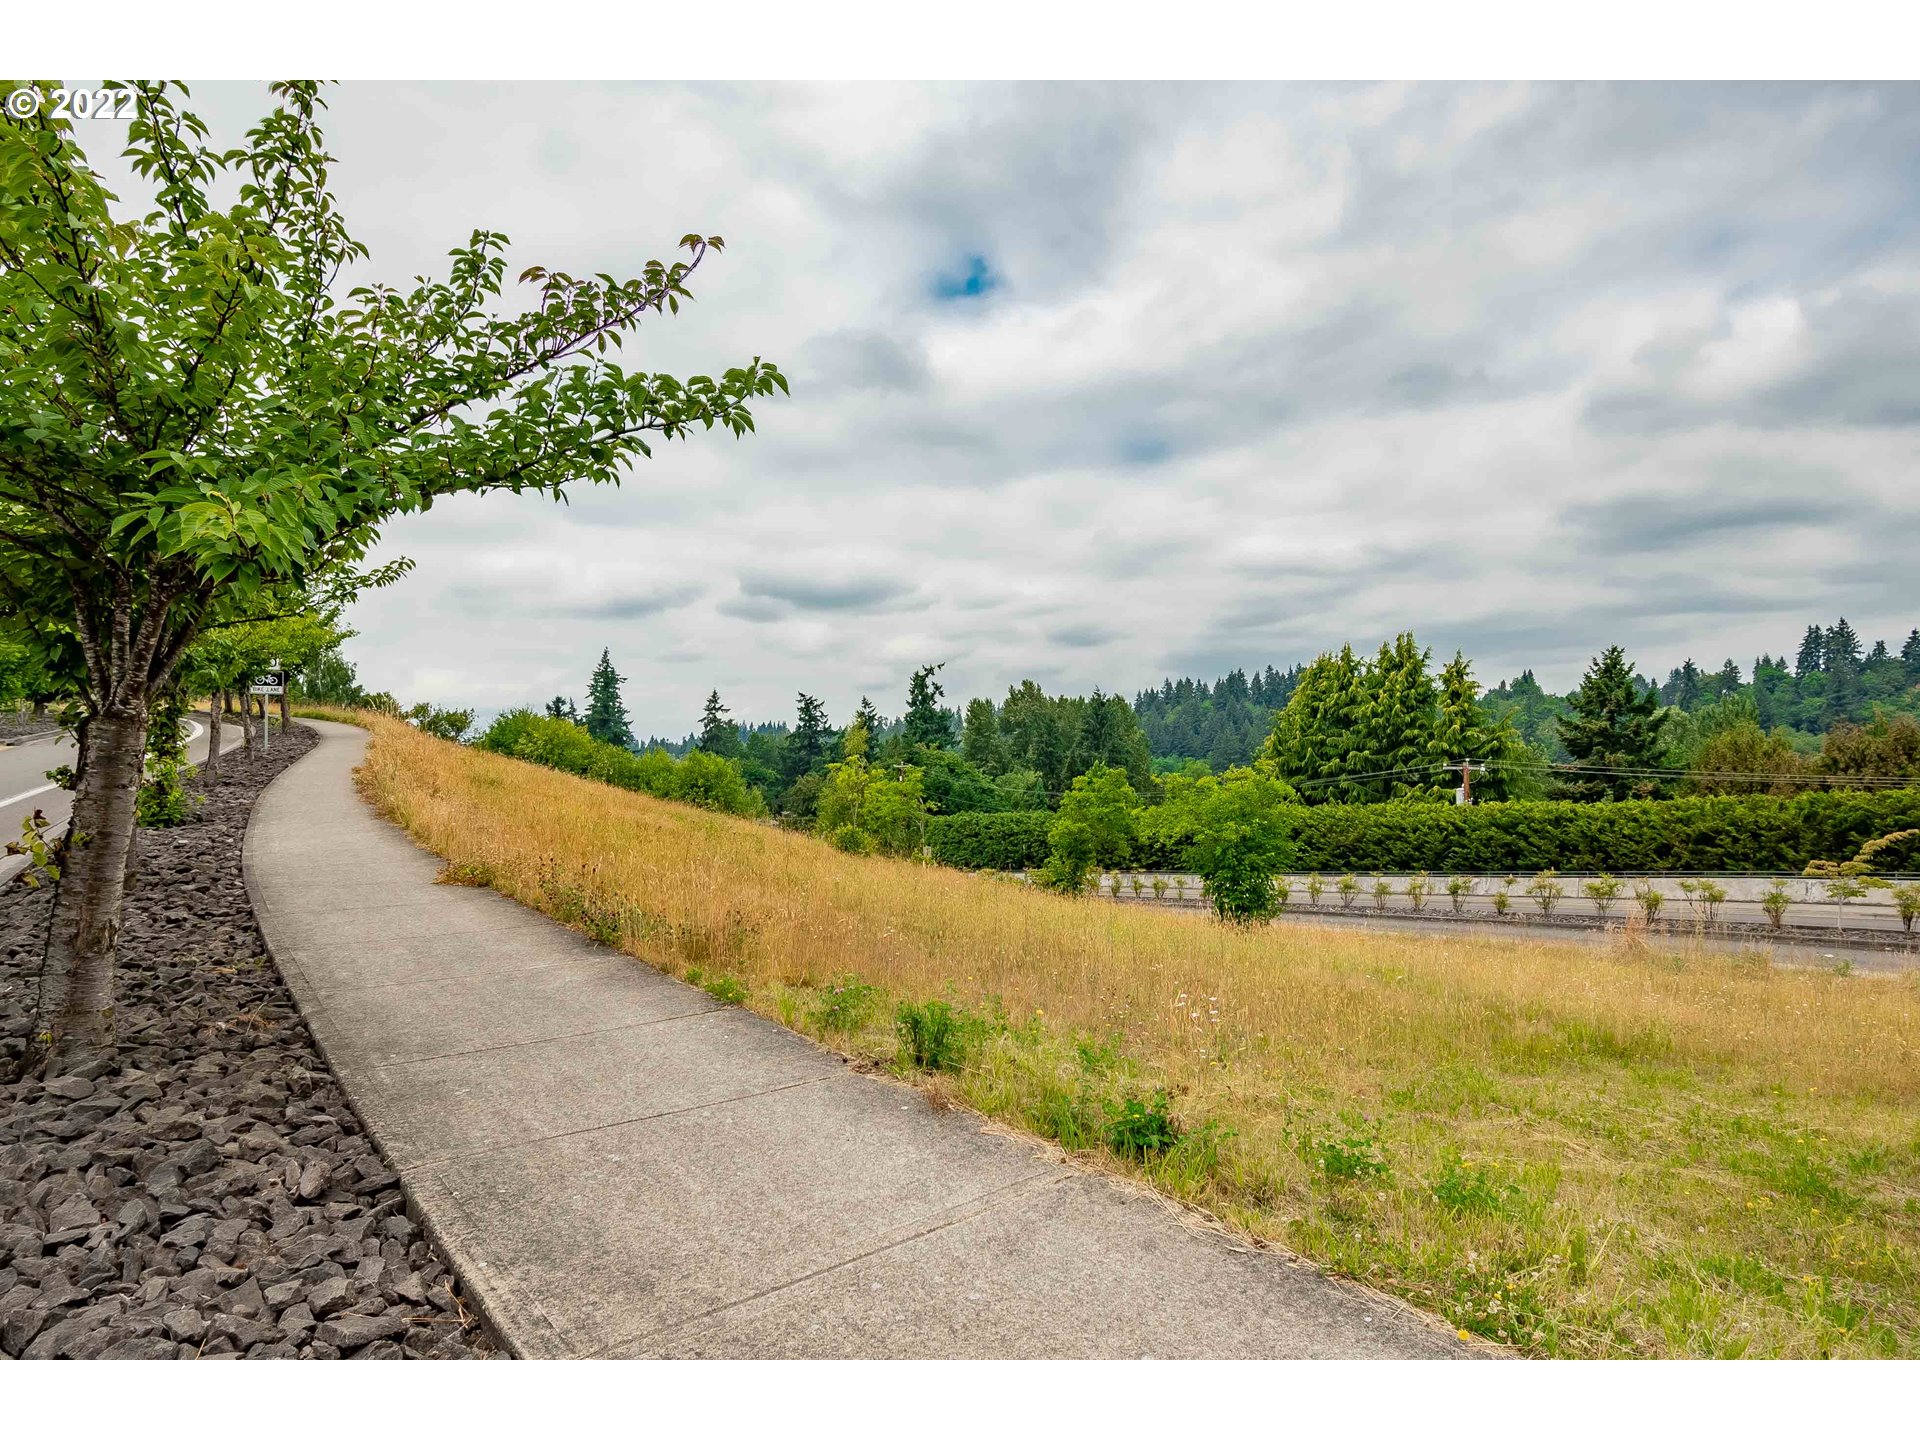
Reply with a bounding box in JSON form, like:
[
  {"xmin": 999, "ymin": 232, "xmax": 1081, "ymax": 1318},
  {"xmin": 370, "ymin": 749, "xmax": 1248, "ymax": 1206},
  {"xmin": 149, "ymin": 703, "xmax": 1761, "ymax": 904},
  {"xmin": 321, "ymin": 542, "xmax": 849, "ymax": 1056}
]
[{"xmin": 1451, "ymin": 757, "xmax": 1487, "ymax": 805}]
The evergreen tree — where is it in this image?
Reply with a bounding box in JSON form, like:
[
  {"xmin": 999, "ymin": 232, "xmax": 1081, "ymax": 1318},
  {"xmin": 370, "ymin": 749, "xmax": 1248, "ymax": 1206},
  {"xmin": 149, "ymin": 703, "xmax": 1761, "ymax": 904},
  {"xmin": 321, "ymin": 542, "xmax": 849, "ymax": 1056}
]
[
  {"xmin": 961, "ymin": 696, "xmax": 1006, "ymax": 772},
  {"xmin": 1263, "ymin": 645, "xmax": 1368, "ymax": 802},
  {"xmin": 544, "ymin": 695, "xmax": 578, "ymax": 723},
  {"xmin": 1904, "ymin": 629, "xmax": 1920, "ymax": 678},
  {"xmin": 582, "ymin": 649, "xmax": 634, "ymax": 748},
  {"xmin": 1356, "ymin": 633, "xmax": 1441, "ymax": 801},
  {"xmin": 1795, "ymin": 626, "xmax": 1825, "ymax": 678},
  {"xmin": 1825, "ymin": 617, "xmax": 1863, "ymax": 671},
  {"xmin": 902, "ymin": 663, "xmax": 955, "ymax": 749},
  {"xmin": 785, "ymin": 692, "xmax": 834, "ymax": 781},
  {"xmin": 1429, "ymin": 653, "xmax": 1534, "ymax": 802},
  {"xmin": 1557, "ymin": 646, "xmax": 1665, "ymax": 800},
  {"xmin": 697, "ymin": 689, "xmax": 740, "ymax": 757}
]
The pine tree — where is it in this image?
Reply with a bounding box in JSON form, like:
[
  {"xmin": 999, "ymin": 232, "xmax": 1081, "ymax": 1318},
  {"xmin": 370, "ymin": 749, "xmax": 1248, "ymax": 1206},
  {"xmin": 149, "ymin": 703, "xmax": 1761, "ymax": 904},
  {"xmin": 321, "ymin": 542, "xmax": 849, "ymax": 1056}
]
[
  {"xmin": 1795, "ymin": 626, "xmax": 1825, "ymax": 678},
  {"xmin": 581, "ymin": 649, "xmax": 634, "ymax": 748},
  {"xmin": 1263, "ymin": 645, "xmax": 1367, "ymax": 802},
  {"xmin": 1825, "ymin": 618, "xmax": 1862, "ymax": 670},
  {"xmin": 697, "ymin": 689, "xmax": 740, "ymax": 757},
  {"xmin": 1904, "ymin": 629, "xmax": 1920, "ymax": 678},
  {"xmin": 902, "ymin": 663, "xmax": 954, "ymax": 749},
  {"xmin": 785, "ymin": 692, "xmax": 834, "ymax": 780},
  {"xmin": 1557, "ymin": 646, "xmax": 1664, "ymax": 800},
  {"xmin": 544, "ymin": 695, "xmax": 578, "ymax": 723},
  {"xmin": 961, "ymin": 697, "xmax": 1005, "ymax": 772}
]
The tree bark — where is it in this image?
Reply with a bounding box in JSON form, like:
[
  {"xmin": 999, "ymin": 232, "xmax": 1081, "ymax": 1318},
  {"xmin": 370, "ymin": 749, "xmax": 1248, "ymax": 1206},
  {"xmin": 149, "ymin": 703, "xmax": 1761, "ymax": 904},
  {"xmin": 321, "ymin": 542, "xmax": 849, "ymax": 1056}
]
[
  {"xmin": 202, "ymin": 690, "xmax": 222, "ymax": 777},
  {"xmin": 278, "ymin": 689, "xmax": 290, "ymax": 732},
  {"xmin": 35, "ymin": 702, "xmax": 149, "ymax": 1065},
  {"xmin": 239, "ymin": 688, "xmax": 256, "ymax": 751}
]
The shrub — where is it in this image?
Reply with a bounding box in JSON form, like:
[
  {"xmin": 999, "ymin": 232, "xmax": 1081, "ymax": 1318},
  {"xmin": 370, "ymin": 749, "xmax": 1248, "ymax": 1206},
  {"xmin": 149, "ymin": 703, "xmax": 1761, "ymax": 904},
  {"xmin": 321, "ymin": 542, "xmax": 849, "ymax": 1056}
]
[
  {"xmin": 1679, "ymin": 878, "xmax": 1727, "ymax": 925},
  {"xmin": 475, "ymin": 710, "xmax": 761, "ymax": 817},
  {"xmin": 1305, "ymin": 873, "xmax": 1326, "ymax": 907},
  {"xmin": 1633, "ymin": 882, "xmax": 1664, "ymax": 922},
  {"xmin": 1104, "ymin": 1092, "xmax": 1179, "ymax": 1160},
  {"xmin": 829, "ymin": 824, "xmax": 875, "ymax": 855},
  {"xmin": 926, "ymin": 811, "xmax": 1052, "ymax": 870},
  {"xmin": 1583, "ymin": 874, "xmax": 1621, "ymax": 916},
  {"xmin": 1527, "ymin": 870, "xmax": 1565, "ymax": 917},
  {"xmin": 1892, "ymin": 883, "xmax": 1920, "ymax": 937},
  {"xmin": 1338, "ymin": 873, "xmax": 1360, "ymax": 910},
  {"xmin": 135, "ymin": 755, "xmax": 198, "ymax": 828},
  {"xmin": 1406, "ymin": 872, "xmax": 1431, "ymax": 912},
  {"xmin": 1371, "ymin": 876, "xmax": 1393, "ymax": 911},
  {"xmin": 1446, "ymin": 874, "xmax": 1475, "ymax": 913},
  {"xmin": 1761, "ymin": 882, "xmax": 1792, "ymax": 930},
  {"xmin": 1182, "ymin": 768, "xmax": 1298, "ymax": 923}
]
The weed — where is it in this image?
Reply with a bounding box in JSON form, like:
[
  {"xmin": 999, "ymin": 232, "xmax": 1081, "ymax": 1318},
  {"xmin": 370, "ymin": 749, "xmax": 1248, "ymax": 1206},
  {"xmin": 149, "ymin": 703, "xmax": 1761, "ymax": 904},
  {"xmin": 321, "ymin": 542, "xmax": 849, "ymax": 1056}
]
[
  {"xmin": 1430, "ymin": 1154, "xmax": 1517, "ymax": 1216},
  {"xmin": 1105, "ymin": 1091, "xmax": 1180, "ymax": 1160},
  {"xmin": 896, "ymin": 999, "xmax": 974, "ymax": 1072},
  {"xmin": 701, "ymin": 975, "xmax": 749, "ymax": 1004},
  {"xmin": 1299, "ymin": 1115, "xmax": 1390, "ymax": 1182},
  {"xmin": 435, "ymin": 859, "xmax": 496, "ymax": 887},
  {"xmin": 813, "ymin": 975, "xmax": 881, "ymax": 1032}
]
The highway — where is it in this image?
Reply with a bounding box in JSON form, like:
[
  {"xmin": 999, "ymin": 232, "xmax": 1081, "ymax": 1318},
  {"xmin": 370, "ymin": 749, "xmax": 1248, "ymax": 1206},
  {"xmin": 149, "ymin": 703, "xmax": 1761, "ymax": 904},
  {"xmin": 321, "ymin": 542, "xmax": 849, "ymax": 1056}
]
[{"xmin": 0, "ymin": 713, "xmax": 244, "ymax": 888}]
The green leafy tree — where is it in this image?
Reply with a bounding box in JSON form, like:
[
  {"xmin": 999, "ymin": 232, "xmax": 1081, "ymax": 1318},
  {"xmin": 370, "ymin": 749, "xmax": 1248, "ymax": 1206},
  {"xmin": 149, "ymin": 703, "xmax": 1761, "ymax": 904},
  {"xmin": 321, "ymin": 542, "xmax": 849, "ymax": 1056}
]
[
  {"xmin": 581, "ymin": 650, "xmax": 634, "ymax": 748},
  {"xmin": 902, "ymin": 663, "xmax": 954, "ymax": 750},
  {"xmin": 0, "ymin": 82, "xmax": 784, "ymax": 1061},
  {"xmin": 697, "ymin": 689, "xmax": 741, "ymax": 758},
  {"xmin": 1039, "ymin": 764, "xmax": 1138, "ymax": 893},
  {"xmin": 1181, "ymin": 768, "xmax": 1299, "ymax": 923},
  {"xmin": 1556, "ymin": 646, "xmax": 1665, "ymax": 800}
]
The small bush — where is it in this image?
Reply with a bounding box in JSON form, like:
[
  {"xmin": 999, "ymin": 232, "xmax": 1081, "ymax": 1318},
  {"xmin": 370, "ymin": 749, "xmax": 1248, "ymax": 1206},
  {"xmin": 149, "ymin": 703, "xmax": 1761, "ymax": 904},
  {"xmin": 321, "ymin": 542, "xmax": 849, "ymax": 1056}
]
[
  {"xmin": 1633, "ymin": 882, "xmax": 1664, "ymax": 922},
  {"xmin": 1582, "ymin": 874, "xmax": 1621, "ymax": 916},
  {"xmin": 1446, "ymin": 874, "xmax": 1475, "ymax": 912},
  {"xmin": 829, "ymin": 824, "xmax": 875, "ymax": 856},
  {"xmin": 896, "ymin": 999, "xmax": 973, "ymax": 1072},
  {"xmin": 1305, "ymin": 873, "xmax": 1326, "ymax": 906},
  {"xmin": 1527, "ymin": 869, "xmax": 1565, "ymax": 916},
  {"xmin": 1761, "ymin": 882, "xmax": 1792, "ymax": 930},
  {"xmin": 1105, "ymin": 1091, "xmax": 1180, "ymax": 1160},
  {"xmin": 1338, "ymin": 873, "xmax": 1360, "ymax": 910},
  {"xmin": 813, "ymin": 975, "xmax": 881, "ymax": 1032}
]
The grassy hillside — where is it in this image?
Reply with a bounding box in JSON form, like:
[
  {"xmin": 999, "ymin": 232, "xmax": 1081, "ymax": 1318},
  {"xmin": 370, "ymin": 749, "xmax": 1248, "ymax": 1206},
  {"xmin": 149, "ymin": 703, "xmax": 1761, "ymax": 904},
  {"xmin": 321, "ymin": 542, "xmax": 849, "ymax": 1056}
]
[{"xmin": 328, "ymin": 711, "xmax": 1920, "ymax": 1358}]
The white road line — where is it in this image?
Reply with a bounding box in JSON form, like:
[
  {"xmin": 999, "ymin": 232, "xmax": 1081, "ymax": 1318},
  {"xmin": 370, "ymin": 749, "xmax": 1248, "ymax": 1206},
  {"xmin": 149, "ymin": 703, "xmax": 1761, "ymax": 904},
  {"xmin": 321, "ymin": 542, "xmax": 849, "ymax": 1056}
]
[{"xmin": 0, "ymin": 782, "xmax": 57, "ymax": 809}]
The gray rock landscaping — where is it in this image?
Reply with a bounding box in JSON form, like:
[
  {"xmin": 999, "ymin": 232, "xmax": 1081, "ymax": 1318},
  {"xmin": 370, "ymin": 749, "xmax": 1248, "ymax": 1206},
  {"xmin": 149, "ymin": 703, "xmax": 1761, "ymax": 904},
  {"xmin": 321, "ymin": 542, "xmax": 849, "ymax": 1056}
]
[{"xmin": 0, "ymin": 725, "xmax": 492, "ymax": 1360}]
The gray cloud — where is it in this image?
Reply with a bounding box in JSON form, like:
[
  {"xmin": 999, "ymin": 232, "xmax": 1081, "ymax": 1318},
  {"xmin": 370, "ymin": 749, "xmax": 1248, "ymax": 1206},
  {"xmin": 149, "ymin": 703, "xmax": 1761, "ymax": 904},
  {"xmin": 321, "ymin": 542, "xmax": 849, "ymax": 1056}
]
[{"xmin": 737, "ymin": 573, "xmax": 917, "ymax": 612}]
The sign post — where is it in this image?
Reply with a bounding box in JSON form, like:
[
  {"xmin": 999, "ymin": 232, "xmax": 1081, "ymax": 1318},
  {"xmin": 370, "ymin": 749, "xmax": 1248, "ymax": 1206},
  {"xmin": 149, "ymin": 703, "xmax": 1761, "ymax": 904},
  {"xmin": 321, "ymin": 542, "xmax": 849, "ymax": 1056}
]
[{"xmin": 249, "ymin": 660, "xmax": 285, "ymax": 755}]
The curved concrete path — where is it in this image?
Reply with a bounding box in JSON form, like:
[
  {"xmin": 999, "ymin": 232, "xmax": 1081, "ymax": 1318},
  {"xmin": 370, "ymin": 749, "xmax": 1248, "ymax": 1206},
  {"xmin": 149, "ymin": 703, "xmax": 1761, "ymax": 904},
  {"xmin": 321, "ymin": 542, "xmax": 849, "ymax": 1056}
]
[{"xmin": 245, "ymin": 721, "xmax": 1468, "ymax": 1360}]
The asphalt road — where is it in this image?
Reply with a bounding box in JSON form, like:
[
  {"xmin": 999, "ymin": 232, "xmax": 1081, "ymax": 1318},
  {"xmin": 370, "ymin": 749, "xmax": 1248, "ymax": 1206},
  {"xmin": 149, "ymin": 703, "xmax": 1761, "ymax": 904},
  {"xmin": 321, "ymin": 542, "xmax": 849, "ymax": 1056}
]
[{"xmin": 0, "ymin": 713, "xmax": 244, "ymax": 887}]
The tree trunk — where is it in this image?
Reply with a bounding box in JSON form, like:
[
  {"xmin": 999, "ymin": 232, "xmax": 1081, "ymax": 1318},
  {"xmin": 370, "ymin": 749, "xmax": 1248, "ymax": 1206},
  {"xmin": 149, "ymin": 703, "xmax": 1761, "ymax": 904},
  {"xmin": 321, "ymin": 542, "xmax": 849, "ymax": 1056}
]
[
  {"xmin": 32, "ymin": 698, "xmax": 46, "ymax": 723},
  {"xmin": 278, "ymin": 689, "xmax": 290, "ymax": 732},
  {"xmin": 203, "ymin": 690, "xmax": 222, "ymax": 778},
  {"xmin": 35, "ymin": 702, "xmax": 149, "ymax": 1065},
  {"xmin": 239, "ymin": 689, "xmax": 256, "ymax": 751}
]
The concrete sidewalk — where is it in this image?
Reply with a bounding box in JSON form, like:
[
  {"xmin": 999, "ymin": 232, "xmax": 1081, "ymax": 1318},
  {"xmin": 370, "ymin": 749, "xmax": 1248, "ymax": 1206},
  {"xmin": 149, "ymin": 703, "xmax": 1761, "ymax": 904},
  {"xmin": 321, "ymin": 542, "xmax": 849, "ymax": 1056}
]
[{"xmin": 244, "ymin": 721, "xmax": 1468, "ymax": 1360}]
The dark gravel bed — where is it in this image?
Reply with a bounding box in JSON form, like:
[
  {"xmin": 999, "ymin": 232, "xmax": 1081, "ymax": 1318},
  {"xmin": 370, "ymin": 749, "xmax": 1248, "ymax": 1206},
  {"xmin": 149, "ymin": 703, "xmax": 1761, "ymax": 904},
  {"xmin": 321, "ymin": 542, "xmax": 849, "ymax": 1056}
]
[
  {"xmin": 0, "ymin": 712, "xmax": 60, "ymax": 744},
  {"xmin": 0, "ymin": 727, "xmax": 494, "ymax": 1360}
]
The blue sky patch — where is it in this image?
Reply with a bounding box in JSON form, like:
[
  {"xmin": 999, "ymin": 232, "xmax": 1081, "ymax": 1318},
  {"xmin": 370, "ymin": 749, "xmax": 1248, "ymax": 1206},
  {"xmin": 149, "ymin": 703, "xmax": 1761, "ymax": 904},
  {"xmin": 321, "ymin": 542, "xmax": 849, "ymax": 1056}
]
[{"xmin": 931, "ymin": 253, "xmax": 998, "ymax": 300}]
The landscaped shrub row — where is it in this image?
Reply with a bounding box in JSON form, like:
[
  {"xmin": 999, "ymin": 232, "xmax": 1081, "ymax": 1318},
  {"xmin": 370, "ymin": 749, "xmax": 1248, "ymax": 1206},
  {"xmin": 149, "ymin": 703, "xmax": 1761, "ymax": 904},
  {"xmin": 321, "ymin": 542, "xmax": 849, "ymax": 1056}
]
[
  {"xmin": 930, "ymin": 789, "xmax": 1920, "ymax": 875},
  {"xmin": 926, "ymin": 810, "xmax": 1054, "ymax": 870},
  {"xmin": 474, "ymin": 709, "xmax": 762, "ymax": 816}
]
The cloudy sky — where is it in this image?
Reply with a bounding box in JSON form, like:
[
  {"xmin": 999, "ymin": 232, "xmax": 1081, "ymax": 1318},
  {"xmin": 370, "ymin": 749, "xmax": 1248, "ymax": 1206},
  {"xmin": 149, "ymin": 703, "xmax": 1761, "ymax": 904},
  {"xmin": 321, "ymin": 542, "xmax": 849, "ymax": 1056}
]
[{"xmin": 170, "ymin": 83, "xmax": 1920, "ymax": 732}]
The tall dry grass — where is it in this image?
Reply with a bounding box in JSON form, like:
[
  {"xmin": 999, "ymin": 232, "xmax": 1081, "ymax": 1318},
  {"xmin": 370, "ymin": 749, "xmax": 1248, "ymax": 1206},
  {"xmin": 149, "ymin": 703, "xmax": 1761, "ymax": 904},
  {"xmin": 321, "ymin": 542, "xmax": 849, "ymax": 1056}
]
[{"xmin": 333, "ymin": 711, "xmax": 1920, "ymax": 1357}]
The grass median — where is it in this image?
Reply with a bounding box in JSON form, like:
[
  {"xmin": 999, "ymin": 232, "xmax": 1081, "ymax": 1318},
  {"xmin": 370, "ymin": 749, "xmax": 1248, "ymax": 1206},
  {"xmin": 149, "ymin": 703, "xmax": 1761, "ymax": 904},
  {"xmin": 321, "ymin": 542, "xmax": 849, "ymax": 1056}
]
[{"xmin": 311, "ymin": 709, "xmax": 1920, "ymax": 1358}]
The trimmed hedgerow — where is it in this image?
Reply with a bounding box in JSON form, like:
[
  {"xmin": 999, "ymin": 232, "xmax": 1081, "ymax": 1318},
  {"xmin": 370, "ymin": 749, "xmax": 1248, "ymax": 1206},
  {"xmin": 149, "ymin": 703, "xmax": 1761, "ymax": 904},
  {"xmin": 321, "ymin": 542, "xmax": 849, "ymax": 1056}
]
[
  {"xmin": 931, "ymin": 790, "xmax": 1920, "ymax": 876},
  {"xmin": 927, "ymin": 810, "xmax": 1053, "ymax": 870}
]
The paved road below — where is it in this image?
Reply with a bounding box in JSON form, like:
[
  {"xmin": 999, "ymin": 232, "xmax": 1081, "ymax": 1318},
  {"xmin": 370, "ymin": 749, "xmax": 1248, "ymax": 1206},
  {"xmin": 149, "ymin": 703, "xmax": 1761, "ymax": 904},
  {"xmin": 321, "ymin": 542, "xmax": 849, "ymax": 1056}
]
[
  {"xmin": 0, "ymin": 712, "xmax": 245, "ymax": 887},
  {"xmin": 244, "ymin": 721, "xmax": 1469, "ymax": 1360}
]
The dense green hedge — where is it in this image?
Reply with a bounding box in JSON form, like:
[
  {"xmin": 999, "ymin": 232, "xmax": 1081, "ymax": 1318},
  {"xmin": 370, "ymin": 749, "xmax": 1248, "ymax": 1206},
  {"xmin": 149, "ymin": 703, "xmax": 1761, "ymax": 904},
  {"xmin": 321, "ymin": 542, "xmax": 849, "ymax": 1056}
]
[
  {"xmin": 931, "ymin": 790, "xmax": 1920, "ymax": 874},
  {"xmin": 474, "ymin": 710, "xmax": 762, "ymax": 817},
  {"xmin": 927, "ymin": 811, "xmax": 1054, "ymax": 869}
]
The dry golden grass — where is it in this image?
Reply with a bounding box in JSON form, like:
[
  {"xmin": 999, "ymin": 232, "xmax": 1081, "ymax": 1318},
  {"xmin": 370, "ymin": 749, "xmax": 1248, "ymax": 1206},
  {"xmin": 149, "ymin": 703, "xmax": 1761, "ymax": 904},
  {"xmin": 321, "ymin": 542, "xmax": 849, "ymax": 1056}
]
[{"xmin": 323, "ymin": 709, "xmax": 1920, "ymax": 1358}]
